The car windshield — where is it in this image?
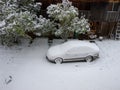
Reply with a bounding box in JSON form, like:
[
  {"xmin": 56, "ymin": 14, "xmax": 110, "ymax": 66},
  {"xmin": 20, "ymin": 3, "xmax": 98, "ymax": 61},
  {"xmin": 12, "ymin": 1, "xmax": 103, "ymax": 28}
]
[
  {"xmin": 61, "ymin": 42, "xmax": 79, "ymax": 51},
  {"xmin": 60, "ymin": 40, "xmax": 98, "ymax": 52}
]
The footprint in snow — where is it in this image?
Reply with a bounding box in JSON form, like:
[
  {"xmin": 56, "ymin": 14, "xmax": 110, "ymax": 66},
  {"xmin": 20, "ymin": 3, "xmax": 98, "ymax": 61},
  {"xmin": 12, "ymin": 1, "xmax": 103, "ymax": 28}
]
[{"xmin": 5, "ymin": 76, "xmax": 12, "ymax": 85}]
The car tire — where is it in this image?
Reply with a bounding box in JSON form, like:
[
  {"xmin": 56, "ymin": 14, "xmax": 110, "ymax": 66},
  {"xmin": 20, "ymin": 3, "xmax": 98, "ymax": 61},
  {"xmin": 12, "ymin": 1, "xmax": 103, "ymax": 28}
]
[
  {"xmin": 85, "ymin": 55, "xmax": 93, "ymax": 62},
  {"xmin": 54, "ymin": 57, "xmax": 63, "ymax": 64}
]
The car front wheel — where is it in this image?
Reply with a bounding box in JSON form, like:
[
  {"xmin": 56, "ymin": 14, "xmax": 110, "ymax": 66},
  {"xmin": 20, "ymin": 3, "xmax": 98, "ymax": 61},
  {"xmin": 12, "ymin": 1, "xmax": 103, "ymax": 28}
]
[
  {"xmin": 85, "ymin": 55, "xmax": 93, "ymax": 62},
  {"xmin": 54, "ymin": 57, "xmax": 63, "ymax": 64}
]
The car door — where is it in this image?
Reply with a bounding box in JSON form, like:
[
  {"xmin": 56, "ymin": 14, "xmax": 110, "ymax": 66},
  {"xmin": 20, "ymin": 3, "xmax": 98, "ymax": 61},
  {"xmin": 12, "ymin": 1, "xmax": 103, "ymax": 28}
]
[
  {"xmin": 63, "ymin": 47, "xmax": 81, "ymax": 61},
  {"xmin": 63, "ymin": 46, "xmax": 91, "ymax": 61}
]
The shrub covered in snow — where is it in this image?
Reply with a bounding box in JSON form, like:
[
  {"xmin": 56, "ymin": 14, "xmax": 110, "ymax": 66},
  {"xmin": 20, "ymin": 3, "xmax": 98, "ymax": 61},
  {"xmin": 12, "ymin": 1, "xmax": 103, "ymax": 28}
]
[
  {"xmin": 0, "ymin": 0, "xmax": 52, "ymax": 46},
  {"xmin": 0, "ymin": 11, "xmax": 37, "ymax": 45},
  {"xmin": 34, "ymin": 15, "xmax": 57, "ymax": 35},
  {"xmin": 70, "ymin": 16, "xmax": 90, "ymax": 34},
  {"xmin": 0, "ymin": 0, "xmax": 90, "ymax": 45},
  {"xmin": 47, "ymin": 0, "xmax": 90, "ymax": 41},
  {"xmin": 16, "ymin": 0, "xmax": 42, "ymax": 14}
]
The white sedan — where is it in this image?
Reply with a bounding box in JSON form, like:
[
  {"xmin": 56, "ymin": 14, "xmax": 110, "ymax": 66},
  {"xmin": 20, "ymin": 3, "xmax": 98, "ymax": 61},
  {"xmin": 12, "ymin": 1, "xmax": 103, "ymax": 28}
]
[{"xmin": 46, "ymin": 40, "xmax": 99, "ymax": 64}]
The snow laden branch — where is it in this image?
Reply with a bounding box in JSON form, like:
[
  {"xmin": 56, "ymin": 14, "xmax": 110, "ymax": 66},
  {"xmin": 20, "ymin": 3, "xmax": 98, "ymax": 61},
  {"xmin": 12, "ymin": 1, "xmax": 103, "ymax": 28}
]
[
  {"xmin": 47, "ymin": 0, "xmax": 90, "ymax": 41},
  {"xmin": 0, "ymin": 0, "xmax": 51, "ymax": 46}
]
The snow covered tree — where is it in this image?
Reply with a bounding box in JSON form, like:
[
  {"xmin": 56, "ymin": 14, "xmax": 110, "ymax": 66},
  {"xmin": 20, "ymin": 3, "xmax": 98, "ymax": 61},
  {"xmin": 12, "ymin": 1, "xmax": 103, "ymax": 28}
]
[
  {"xmin": 70, "ymin": 15, "xmax": 90, "ymax": 34},
  {"xmin": 0, "ymin": 0, "xmax": 38, "ymax": 45},
  {"xmin": 47, "ymin": 0, "xmax": 90, "ymax": 41},
  {"xmin": 0, "ymin": 0, "xmax": 53, "ymax": 46},
  {"xmin": 33, "ymin": 15, "xmax": 57, "ymax": 37},
  {"xmin": 16, "ymin": 0, "xmax": 41, "ymax": 14},
  {"xmin": 0, "ymin": 0, "xmax": 4, "ymax": 21}
]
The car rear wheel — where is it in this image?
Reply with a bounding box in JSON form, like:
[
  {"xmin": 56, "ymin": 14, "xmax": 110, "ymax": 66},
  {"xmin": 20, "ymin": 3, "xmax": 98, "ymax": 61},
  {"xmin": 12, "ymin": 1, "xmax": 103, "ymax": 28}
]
[
  {"xmin": 85, "ymin": 55, "xmax": 93, "ymax": 62},
  {"xmin": 54, "ymin": 57, "xmax": 63, "ymax": 64}
]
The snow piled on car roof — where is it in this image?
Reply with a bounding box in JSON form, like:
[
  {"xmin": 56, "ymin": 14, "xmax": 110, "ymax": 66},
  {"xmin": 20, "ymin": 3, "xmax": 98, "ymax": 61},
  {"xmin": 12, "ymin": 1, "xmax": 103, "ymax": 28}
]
[{"xmin": 62, "ymin": 40, "xmax": 99, "ymax": 50}]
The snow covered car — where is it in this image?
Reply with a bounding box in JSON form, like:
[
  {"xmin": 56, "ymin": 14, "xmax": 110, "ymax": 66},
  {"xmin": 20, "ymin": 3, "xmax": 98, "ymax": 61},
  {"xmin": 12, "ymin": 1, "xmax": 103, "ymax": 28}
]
[{"xmin": 46, "ymin": 40, "xmax": 99, "ymax": 63}]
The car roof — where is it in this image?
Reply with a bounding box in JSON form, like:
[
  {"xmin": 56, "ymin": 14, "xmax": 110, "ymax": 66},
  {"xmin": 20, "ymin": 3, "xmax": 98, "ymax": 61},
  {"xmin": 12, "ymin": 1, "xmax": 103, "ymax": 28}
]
[{"xmin": 61, "ymin": 40, "xmax": 98, "ymax": 51}]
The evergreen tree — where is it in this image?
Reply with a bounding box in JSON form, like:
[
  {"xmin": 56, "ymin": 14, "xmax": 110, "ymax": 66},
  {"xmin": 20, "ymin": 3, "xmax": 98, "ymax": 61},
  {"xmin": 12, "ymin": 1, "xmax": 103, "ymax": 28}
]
[
  {"xmin": 47, "ymin": 0, "xmax": 90, "ymax": 41},
  {"xmin": 0, "ymin": 0, "xmax": 54, "ymax": 46}
]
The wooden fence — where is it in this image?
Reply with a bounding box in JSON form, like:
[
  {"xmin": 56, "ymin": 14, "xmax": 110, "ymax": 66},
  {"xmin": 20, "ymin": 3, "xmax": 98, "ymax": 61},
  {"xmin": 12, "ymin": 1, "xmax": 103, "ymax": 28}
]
[{"xmin": 79, "ymin": 10, "xmax": 119, "ymax": 37}]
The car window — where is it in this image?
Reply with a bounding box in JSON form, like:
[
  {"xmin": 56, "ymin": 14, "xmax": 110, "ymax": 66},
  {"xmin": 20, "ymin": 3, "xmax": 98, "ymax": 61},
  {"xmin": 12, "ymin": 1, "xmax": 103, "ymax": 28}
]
[
  {"xmin": 79, "ymin": 47, "xmax": 93, "ymax": 53},
  {"xmin": 67, "ymin": 46, "xmax": 93, "ymax": 54},
  {"xmin": 66, "ymin": 47, "xmax": 80, "ymax": 54}
]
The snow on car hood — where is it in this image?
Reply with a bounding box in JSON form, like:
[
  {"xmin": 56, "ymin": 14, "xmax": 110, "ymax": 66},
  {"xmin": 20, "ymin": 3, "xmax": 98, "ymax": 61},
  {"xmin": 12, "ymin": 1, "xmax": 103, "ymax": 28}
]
[{"xmin": 47, "ymin": 44, "xmax": 64, "ymax": 60}]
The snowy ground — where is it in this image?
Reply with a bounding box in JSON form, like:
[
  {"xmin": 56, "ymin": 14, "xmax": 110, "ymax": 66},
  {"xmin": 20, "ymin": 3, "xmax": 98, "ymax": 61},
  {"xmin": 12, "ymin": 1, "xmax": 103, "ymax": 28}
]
[{"xmin": 0, "ymin": 38, "xmax": 120, "ymax": 90}]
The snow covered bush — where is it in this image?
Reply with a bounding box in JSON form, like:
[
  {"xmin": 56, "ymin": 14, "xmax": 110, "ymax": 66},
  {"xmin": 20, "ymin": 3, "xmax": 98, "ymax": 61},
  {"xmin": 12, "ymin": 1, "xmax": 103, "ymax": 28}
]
[
  {"xmin": 47, "ymin": 0, "xmax": 90, "ymax": 41},
  {"xmin": 34, "ymin": 15, "xmax": 56, "ymax": 35},
  {"xmin": 70, "ymin": 15, "xmax": 90, "ymax": 34},
  {"xmin": 0, "ymin": 0, "xmax": 52, "ymax": 46},
  {"xmin": 0, "ymin": 0, "xmax": 4, "ymax": 21},
  {"xmin": 16, "ymin": 0, "xmax": 41, "ymax": 14},
  {"xmin": 0, "ymin": 11, "xmax": 37, "ymax": 45}
]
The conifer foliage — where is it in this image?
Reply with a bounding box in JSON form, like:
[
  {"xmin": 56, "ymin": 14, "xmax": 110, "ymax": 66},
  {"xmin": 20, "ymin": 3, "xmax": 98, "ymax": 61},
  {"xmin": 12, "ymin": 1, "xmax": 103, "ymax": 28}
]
[
  {"xmin": 0, "ymin": 0, "xmax": 90, "ymax": 46},
  {"xmin": 47, "ymin": 0, "xmax": 90, "ymax": 41},
  {"xmin": 0, "ymin": 0, "xmax": 51, "ymax": 46}
]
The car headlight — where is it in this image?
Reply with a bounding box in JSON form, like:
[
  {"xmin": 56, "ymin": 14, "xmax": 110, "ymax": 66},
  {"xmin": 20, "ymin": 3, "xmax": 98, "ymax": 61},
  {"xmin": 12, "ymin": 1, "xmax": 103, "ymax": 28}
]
[{"xmin": 95, "ymin": 53, "xmax": 99, "ymax": 57}]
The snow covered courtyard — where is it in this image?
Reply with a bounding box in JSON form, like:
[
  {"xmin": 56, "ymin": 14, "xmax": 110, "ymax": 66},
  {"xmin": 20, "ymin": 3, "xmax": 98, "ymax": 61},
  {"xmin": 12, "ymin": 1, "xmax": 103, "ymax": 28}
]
[{"xmin": 0, "ymin": 38, "xmax": 120, "ymax": 90}]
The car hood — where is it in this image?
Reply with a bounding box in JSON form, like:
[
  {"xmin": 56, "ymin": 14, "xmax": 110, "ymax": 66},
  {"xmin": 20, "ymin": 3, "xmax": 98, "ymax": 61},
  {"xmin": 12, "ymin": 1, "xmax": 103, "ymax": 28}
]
[{"xmin": 47, "ymin": 45, "xmax": 64, "ymax": 60}]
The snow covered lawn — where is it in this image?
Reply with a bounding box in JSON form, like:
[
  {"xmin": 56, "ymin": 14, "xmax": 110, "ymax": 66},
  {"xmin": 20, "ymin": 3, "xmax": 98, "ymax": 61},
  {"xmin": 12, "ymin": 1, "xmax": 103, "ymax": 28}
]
[{"xmin": 0, "ymin": 38, "xmax": 120, "ymax": 90}]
